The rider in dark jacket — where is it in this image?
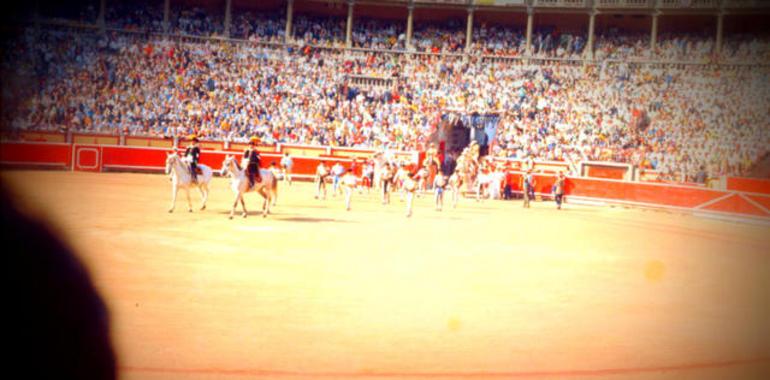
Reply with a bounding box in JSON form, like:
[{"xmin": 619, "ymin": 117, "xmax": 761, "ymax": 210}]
[
  {"xmin": 184, "ymin": 136, "xmax": 200, "ymax": 183},
  {"xmin": 244, "ymin": 137, "xmax": 262, "ymax": 188}
]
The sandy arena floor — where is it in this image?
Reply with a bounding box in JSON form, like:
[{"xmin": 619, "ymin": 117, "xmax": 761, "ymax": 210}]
[{"xmin": 2, "ymin": 170, "xmax": 769, "ymax": 380}]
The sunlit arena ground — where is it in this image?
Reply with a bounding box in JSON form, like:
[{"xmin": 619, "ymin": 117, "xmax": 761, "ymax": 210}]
[{"xmin": 3, "ymin": 170, "xmax": 770, "ymax": 380}]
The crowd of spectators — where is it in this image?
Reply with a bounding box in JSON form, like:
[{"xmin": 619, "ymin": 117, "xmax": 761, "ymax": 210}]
[
  {"xmin": 168, "ymin": 7, "xmax": 225, "ymax": 37},
  {"xmin": 231, "ymin": 10, "xmax": 285, "ymax": 42},
  {"xmin": 594, "ymin": 32, "xmax": 650, "ymax": 60},
  {"xmin": 411, "ymin": 21, "xmax": 467, "ymax": 53},
  {"xmin": 105, "ymin": 1, "xmax": 164, "ymax": 33},
  {"xmin": 352, "ymin": 18, "xmax": 405, "ymax": 51},
  {"xmin": 721, "ymin": 35, "xmax": 770, "ymax": 63},
  {"xmin": 2, "ymin": 14, "xmax": 769, "ymax": 181},
  {"xmin": 292, "ymin": 14, "xmax": 346, "ymax": 47}
]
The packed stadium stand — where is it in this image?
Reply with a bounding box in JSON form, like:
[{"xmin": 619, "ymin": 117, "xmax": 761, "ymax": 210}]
[{"xmin": 1, "ymin": 0, "xmax": 769, "ymax": 182}]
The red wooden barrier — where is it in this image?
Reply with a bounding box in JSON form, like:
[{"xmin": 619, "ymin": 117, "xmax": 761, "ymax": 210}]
[
  {"xmin": 563, "ymin": 176, "xmax": 722, "ymax": 209},
  {"xmin": 505, "ymin": 172, "xmax": 557, "ymax": 196},
  {"xmin": 726, "ymin": 177, "xmax": 770, "ymax": 195},
  {"xmin": 506, "ymin": 170, "xmax": 769, "ymax": 218},
  {"xmin": 72, "ymin": 145, "xmax": 103, "ymax": 171},
  {"xmin": 0, "ymin": 142, "xmax": 72, "ymax": 168},
  {"xmin": 3, "ymin": 142, "xmax": 769, "ymax": 220}
]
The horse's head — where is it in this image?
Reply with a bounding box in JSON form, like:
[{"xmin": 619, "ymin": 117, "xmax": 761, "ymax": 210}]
[
  {"xmin": 165, "ymin": 152, "xmax": 178, "ymax": 175},
  {"xmin": 220, "ymin": 155, "xmax": 234, "ymax": 176}
]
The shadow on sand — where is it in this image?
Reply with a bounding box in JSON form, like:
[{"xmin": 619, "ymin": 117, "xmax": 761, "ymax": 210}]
[
  {"xmin": 279, "ymin": 216, "xmax": 354, "ymax": 223},
  {"xmin": 216, "ymin": 210, "xmax": 352, "ymax": 223}
]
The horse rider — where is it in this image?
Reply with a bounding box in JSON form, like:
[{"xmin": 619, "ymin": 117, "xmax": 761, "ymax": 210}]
[
  {"xmin": 244, "ymin": 136, "xmax": 262, "ymax": 188},
  {"xmin": 184, "ymin": 135, "xmax": 200, "ymax": 183}
]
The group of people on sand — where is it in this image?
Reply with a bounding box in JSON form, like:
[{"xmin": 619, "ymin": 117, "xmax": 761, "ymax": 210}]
[
  {"xmin": 178, "ymin": 135, "xmax": 567, "ymax": 217},
  {"xmin": 308, "ymin": 141, "xmax": 569, "ymax": 217}
]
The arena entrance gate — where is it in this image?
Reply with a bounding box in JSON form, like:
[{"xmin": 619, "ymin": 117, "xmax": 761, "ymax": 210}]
[{"xmin": 439, "ymin": 113, "xmax": 500, "ymax": 158}]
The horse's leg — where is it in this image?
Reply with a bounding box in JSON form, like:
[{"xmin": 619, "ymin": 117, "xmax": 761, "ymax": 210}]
[
  {"xmin": 406, "ymin": 191, "xmax": 413, "ymax": 217},
  {"xmin": 185, "ymin": 188, "xmax": 193, "ymax": 212},
  {"xmin": 169, "ymin": 185, "xmax": 178, "ymax": 213},
  {"xmin": 229, "ymin": 193, "xmax": 239, "ymax": 219},
  {"xmin": 240, "ymin": 192, "xmax": 248, "ymax": 218},
  {"xmin": 260, "ymin": 188, "xmax": 269, "ymax": 217},
  {"xmin": 199, "ymin": 184, "xmax": 208, "ymax": 210},
  {"xmin": 345, "ymin": 187, "xmax": 352, "ymax": 211},
  {"xmin": 271, "ymin": 180, "xmax": 277, "ymax": 207}
]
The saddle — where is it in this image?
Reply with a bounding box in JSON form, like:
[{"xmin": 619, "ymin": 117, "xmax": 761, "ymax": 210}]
[{"xmin": 194, "ymin": 167, "xmax": 203, "ymax": 175}]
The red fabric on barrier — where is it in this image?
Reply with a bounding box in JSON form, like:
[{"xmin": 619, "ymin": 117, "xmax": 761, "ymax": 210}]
[
  {"xmin": 726, "ymin": 177, "xmax": 770, "ymax": 195},
  {"xmin": 0, "ymin": 142, "xmax": 71, "ymax": 167},
  {"xmin": 701, "ymin": 194, "xmax": 770, "ymax": 217}
]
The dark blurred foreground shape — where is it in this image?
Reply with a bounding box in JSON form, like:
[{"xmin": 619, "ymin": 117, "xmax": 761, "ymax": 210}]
[{"xmin": 4, "ymin": 186, "xmax": 116, "ymax": 380}]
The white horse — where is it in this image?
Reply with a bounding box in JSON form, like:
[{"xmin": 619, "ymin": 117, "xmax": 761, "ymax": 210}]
[
  {"xmin": 165, "ymin": 152, "xmax": 212, "ymax": 213},
  {"xmin": 220, "ymin": 155, "xmax": 278, "ymax": 219}
]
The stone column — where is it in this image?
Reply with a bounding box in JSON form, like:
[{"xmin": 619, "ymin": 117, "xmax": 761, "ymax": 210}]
[
  {"xmin": 346, "ymin": 0, "xmax": 354, "ymax": 48},
  {"xmin": 163, "ymin": 0, "xmax": 171, "ymax": 34},
  {"xmin": 406, "ymin": 4, "xmax": 414, "ymax": 50},
  {"xmin": 650, "ymin": 13, "xmax": 658, "ymax": 55},
  {"xmin": 525, "ymin": 7, "xmax": 533, "ymax": 55},
  {"xmin": 716, "ymin": 12, "xmax": 724, "ymax": 55},
  {"xmin": 465, "ymin": 7, "xmax": 474, "ymax": 53},
  {"xmin": 285, "ymin": 0, "xmax": 294, "ymax": 42},
  {"xmin": 97, "ymin": 0, "xmax": 106, "ymax": 28},
  {"xmin": 224, "ymin": 0, "xmax": 232, "ymax": 37},
  {"xmin": 587, "ymin": 11, "xmax": 596, "ymax": 59}
]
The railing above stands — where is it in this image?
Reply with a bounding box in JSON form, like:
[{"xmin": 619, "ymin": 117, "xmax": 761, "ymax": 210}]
[
  {"xmin": 532, "ymin": 0, "xmax": 590, "ymax": 7},
  {"xmin": 32, "ymin": 20, "xmax": 770, "ymax": 69},
  {"xmin": 657, "ymin": 0, "xmax": 720, "ymax": 8},
  {"xmin": 347, "ymin": 75, "xmax": 395, "ymax": 90},
  {"xmin": 723, "ymin": 0, "xmax": 770, "ymax": 8},
  {"xmin": 596, "ymin": 0, "xmax": 655, "ymax": 8}
]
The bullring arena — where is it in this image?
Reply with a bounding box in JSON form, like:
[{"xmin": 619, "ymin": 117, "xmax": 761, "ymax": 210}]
[
  {"xmin": 2, "ymin": 168, "xmax": 769, "ymax": 380},
  {"xmin": 3, "ymin": 0, "xmax": 770, "ymax": 378}
]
